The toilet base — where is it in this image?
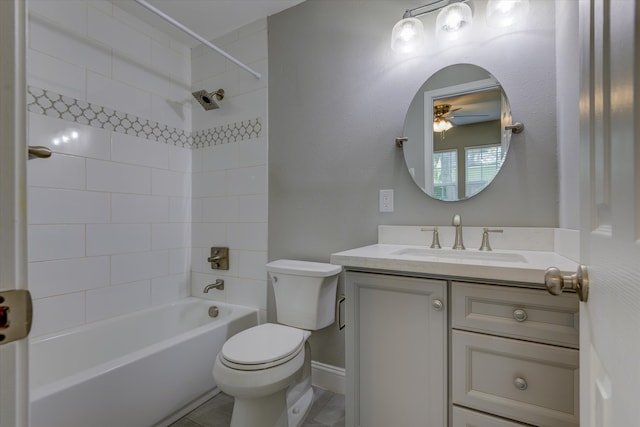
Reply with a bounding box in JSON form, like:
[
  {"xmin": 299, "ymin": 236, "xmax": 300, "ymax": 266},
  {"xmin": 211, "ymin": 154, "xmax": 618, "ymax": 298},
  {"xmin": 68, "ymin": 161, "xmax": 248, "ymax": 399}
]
[
  {"xmin": 230, "ymin": 389, "xmax": 289, "ymax": 427},
  {"xmin": 228, "ymin": 380, "xmax": 314, "ymax": 427},
  {"xmin": 287, "ymin": 386, "xmax": 314, "ymax": 427}
]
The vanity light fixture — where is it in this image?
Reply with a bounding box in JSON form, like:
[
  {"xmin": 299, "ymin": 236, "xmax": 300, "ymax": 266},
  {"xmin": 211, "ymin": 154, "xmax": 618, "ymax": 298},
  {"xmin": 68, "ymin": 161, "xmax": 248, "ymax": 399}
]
[
  {"xmin": 390, "ymin": 16, "xmax": 425, "ymax": 54},
  {"xmin": 391, "ymin": 0, "xmax": 471, "ymax": 53},
  {"xmin": 435, "ymin": 2, "xmax": 473, "ymax": 41},
  {"xmin": 486, "ymin": 0, "xmax": 530, "ymax": 28},
  {"xmin": 392, "ymin": 0, "xmax": 530, "ymax": 53}
]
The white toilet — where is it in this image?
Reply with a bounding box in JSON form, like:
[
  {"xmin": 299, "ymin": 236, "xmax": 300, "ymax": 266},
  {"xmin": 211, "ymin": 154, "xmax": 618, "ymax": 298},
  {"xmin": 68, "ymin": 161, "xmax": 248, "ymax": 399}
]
[{"xmin": 212, "ymin": 259, "xmax": 342, "ymax": 427}]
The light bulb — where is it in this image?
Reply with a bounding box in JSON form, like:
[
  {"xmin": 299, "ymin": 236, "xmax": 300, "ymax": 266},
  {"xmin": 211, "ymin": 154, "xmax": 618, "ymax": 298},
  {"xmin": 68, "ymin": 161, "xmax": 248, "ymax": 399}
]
[
  {"xmin": 435, "ymin": 3, "xmax": 473, "ymax": 40},
  {"xmin": 433, "ymin": 118, "xmax": 453, "ymax": 133},
  {"xmin": 486, "ymin": 0, "xmax": 530, "ymax": 28},
  {"xmin": 444, "ymin": 10, "xmax": 464, "ymax": 31},
  {"xmin": 391, "ymin": 17, "xmax": 425, "ymax": 53}
]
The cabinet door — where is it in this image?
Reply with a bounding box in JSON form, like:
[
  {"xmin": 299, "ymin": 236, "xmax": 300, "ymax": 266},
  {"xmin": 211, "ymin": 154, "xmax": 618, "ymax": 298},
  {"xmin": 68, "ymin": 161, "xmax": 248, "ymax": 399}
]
[{"xmin": 345, "ymin": 272, "xmax": 447, "ymax": 427}]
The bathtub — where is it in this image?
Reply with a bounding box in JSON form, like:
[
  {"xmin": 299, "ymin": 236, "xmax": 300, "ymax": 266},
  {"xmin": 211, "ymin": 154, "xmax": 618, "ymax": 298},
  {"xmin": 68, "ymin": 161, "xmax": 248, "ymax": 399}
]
[{"xmin": 29, "ymin": 298, "xmax": 258, "ymax": 427}]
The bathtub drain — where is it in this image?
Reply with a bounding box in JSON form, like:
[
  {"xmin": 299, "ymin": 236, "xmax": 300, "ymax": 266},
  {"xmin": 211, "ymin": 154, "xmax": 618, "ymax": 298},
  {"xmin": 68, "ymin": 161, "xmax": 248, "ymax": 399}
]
[{"xmin": 208, "ymin": 306, "xmax": 219, "ymax": 318}]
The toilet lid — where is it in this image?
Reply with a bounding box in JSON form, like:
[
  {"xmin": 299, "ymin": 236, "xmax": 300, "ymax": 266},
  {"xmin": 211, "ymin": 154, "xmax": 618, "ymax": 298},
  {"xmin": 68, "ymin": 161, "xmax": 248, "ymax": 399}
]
[{"xmin": 221, "ymin": 323, "xmax": 305, "ymax": 368}]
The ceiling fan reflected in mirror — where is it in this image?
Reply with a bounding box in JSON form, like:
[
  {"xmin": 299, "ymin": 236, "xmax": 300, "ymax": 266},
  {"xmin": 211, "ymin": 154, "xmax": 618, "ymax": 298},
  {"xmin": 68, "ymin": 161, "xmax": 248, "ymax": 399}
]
[
  {"xmin": 433, "ymin": 104, "xmax": 455, "ymax": 139},
  {"xmin": 433, "ymin": 103, "xmax": 489, "ymax": 139}
]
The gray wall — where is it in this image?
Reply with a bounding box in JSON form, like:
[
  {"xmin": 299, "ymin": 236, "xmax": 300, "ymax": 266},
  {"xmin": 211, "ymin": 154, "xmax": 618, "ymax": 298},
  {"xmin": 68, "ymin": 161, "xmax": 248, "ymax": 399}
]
[{"xmin": 268, "ymin": 0, "xmax": 558, "ymax": 368}]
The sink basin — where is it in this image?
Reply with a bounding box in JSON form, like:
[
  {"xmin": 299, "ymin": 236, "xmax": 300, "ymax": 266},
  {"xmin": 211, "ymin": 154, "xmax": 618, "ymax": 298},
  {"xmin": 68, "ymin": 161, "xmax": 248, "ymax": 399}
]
[{"xmin": 392, "ymin": 247, "xmax": 527, "ymax": 263}]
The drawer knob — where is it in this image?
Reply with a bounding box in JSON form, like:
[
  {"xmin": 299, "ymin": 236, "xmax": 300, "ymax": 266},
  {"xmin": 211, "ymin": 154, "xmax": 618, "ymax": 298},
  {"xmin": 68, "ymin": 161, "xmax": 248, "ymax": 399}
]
[
  {"xmin": 513, "ymin": 309, "xmax": 528, "ymax": 322},
  {"xmin": 432, "ymin": 299, "xmax": 444, "ymax": 311},
  {"xmin": 514, "ymin": 377, "xmax": 528, "ymax": 391}
]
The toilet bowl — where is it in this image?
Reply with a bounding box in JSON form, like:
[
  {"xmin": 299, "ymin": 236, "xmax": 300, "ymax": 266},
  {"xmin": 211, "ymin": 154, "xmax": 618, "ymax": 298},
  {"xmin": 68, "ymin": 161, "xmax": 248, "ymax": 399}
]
[{"xmin": 212, "ymin": 260, "xmax": 341, "ymax": 427}]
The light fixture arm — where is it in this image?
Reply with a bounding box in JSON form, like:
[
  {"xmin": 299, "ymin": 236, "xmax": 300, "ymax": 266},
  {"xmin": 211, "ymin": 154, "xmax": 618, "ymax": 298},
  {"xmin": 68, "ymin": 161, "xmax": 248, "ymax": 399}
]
[{"xmin": 402, "ymin": 0, "xmax": 470, "ymax": 19}]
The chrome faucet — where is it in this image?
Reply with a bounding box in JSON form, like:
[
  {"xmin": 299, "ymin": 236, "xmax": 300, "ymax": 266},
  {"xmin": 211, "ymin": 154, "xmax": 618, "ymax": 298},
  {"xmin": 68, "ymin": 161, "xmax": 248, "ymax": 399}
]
[
  {"xmin": 204, "ymin": 279, "xmax": 224, "ymax": 293},
  {"xmin": 452, "ymin": 214, "xmax": 465, "ymax": 250}
]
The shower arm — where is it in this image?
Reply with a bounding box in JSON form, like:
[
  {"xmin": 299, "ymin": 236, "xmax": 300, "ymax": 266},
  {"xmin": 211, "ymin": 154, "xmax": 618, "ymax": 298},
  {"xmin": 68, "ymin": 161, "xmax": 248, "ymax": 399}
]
[{"xmin": 133, "ymin": 0, "xmax": 262, "ymax": 80}]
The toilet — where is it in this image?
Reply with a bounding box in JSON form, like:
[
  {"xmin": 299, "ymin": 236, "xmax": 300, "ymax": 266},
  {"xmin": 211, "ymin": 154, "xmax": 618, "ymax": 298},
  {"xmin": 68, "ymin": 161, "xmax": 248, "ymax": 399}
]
[{"xmin": 212, "ymin": 259, "xmax": 342, "ymax": 427}]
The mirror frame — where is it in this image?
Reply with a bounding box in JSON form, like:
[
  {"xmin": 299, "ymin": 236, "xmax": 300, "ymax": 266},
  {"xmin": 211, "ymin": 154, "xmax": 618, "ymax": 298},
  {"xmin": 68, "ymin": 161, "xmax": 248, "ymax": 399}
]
[{"xmin": 402, "ymin": 63, "xmax": 515, "ymax": 202}]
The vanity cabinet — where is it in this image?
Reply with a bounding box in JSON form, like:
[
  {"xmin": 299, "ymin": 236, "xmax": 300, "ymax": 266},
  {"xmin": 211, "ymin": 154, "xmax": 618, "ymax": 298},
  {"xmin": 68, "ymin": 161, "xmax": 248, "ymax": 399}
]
[
  {"xmin": 451, "ymin": 282, "xmax": 580, "ymax": 427},
  {"xmin": 343, "ymin": 271, "xmax": 580, "ymax": 427},
  {"xmin": 345, "ymin": 271, "xmax": 447, "ymax": 427},
  {"xmin": 332, "ymin": 228, "xmax": 582, "ymax": 427}
]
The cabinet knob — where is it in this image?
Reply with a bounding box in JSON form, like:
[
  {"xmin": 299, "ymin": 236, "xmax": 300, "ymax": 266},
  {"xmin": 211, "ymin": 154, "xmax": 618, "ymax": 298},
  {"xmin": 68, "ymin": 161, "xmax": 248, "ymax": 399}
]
[
  {"xmin": 513, "ymin": 308, "xmax": 528, "ymax": 322},
  {"xmin": 432, "ymin": 299, "xmax": 444, "ymax": 311},
  {"xmin": 514, "ymin": 377, "xmax": 528, "ymax": 391}
]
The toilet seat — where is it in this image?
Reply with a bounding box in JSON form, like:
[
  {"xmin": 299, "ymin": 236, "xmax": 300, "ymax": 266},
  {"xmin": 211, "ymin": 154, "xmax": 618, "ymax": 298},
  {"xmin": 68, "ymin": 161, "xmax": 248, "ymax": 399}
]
[{"xmin": 220, "ymin": 323, "xmax": 306, "ymax": 371}]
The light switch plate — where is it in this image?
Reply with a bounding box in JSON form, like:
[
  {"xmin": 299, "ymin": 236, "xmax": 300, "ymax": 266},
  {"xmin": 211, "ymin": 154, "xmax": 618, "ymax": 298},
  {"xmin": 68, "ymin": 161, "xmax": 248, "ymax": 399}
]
[{"xmin": 379, "ymin": 189, "xmax": 394, "ymax": 213}]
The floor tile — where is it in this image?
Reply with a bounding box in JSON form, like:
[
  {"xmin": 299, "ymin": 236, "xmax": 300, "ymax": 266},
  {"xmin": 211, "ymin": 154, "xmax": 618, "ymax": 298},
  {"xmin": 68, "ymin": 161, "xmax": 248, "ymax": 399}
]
[{"xmin": 171, "ymin": 386, "xmax": 344, "ymax": 427}]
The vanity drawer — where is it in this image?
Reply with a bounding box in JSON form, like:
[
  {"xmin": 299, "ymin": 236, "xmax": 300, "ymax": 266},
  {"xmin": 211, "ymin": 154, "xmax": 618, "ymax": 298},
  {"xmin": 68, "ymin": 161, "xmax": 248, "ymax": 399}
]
[
  {"xmin": 452, "ymin": 330, "xmax": 579, "ymax": 427},
  {"xmin": 452, "ymin": 406, "xmax": 528, "ymax": 427},
  {"xmin": 451, "ymin": 282, "xmax": 579, "ymax": 348}
]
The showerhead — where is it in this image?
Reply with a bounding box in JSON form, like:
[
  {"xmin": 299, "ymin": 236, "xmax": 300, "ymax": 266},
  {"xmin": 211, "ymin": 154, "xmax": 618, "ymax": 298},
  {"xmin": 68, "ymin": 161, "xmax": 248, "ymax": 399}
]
[{"xmin": 192, "ymin": 88, "xmax": 225, "ymax": 111}]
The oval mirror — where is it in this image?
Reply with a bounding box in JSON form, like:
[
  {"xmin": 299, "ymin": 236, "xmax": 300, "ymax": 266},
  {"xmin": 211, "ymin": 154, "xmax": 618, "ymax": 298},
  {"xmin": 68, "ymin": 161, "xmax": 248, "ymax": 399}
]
[{"xmin": 402, "ymin": 64, "xmax": 514, "ymax": 201}]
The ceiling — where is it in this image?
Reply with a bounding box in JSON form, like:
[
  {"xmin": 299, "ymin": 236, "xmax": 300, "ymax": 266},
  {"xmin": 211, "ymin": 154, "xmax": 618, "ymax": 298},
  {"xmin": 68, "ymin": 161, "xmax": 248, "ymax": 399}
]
[{"xmin": 111, "ymin": 0, "xmax": 306, "ymax": 47}]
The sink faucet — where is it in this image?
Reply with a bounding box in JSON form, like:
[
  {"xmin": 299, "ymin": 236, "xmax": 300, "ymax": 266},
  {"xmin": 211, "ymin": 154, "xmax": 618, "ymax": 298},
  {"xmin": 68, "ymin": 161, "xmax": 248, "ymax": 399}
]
[
  {"xmin": 479, "ymin": 228, "xmax": 503, "ymax": 251},
  {"xmin": 452, "ymin": 214, "xmax": 465, "ymax": 250}
]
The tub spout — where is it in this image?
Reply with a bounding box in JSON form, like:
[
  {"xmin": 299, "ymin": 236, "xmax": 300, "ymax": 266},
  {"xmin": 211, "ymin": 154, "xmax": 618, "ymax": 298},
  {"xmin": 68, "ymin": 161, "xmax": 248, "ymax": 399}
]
[{"xmin": 204, "ymin": 279, "xmax": 224, "ymax": 292}]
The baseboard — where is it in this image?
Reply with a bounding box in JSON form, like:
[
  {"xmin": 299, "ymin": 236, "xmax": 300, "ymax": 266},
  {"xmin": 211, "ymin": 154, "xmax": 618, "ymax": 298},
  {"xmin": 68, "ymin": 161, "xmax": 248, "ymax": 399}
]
[{"xmin": 311, "ymin": 361, "xmax": 345, "ymax": 395}]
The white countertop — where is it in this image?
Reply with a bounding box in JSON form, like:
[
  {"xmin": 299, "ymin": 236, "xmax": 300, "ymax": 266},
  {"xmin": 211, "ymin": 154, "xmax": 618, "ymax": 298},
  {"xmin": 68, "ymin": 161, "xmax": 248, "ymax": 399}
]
[{"xmin": 330, "ymin": 243, "xmax": 579, "ymax": 285}]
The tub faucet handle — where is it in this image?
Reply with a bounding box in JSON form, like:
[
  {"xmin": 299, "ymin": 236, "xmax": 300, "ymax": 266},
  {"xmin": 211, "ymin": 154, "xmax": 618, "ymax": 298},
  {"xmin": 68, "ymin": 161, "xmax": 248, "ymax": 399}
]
[
  {"xmin": 207, "ymin": 247, "xmax": 229, "ymax": 270},
  {"xmin": 421, "ymin": 227, "xmax": 441, "ymax": 249}
]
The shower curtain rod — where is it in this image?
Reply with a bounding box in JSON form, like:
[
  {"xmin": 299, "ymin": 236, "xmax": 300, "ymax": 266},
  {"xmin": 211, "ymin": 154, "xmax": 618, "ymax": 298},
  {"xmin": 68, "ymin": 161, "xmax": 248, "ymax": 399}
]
[{"xmin": 133, "ymin": 0, "xmax": 262, "ymax": 80}]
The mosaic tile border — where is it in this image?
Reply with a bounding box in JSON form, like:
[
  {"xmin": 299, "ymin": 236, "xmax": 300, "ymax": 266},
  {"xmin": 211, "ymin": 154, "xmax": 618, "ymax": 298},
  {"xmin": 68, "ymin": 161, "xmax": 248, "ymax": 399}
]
[
  {"xmin": 27, "ymin": 86, "xmax": 262, "ymax": 149},
  {"xmin": 191, "ymin": 118, "xmax": 262, "ymax": 149}
]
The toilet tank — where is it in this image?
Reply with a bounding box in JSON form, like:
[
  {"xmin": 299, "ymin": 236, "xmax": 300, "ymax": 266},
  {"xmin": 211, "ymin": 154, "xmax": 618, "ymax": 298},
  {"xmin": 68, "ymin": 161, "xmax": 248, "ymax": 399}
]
[{"xmin": 266, "ymin": 260, "xmax": 341, "ymax": 330}]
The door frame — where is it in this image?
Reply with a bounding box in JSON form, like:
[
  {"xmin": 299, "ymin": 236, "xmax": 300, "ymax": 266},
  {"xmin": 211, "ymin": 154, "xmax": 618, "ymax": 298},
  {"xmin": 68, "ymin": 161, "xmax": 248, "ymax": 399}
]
[{"xmin": 0, "ymin": 0, "xmax": 29, "ymax": 426}]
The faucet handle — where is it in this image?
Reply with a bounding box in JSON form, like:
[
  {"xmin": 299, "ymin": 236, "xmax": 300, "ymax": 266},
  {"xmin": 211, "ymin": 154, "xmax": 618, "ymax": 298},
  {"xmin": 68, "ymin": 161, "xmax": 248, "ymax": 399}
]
[
  {"xmin": 421, "ymin": 227, "xmax": 442, "ymax": 249},
  {"xmin": 479, "ymin": 228, "xmax": 503, "ymax": 251}
]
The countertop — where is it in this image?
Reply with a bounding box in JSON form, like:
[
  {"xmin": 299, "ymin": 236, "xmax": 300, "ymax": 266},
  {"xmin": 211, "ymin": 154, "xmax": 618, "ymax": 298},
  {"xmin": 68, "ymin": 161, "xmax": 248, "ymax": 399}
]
[{"xmin": 330, "ymin": 243, "xmax": 579, "ymax": 285}]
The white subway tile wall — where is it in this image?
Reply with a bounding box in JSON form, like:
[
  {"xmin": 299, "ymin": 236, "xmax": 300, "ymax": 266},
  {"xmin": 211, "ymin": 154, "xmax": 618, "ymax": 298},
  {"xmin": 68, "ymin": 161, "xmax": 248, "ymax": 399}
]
[
  {"xmin": 27, "ymin": 0, "xmax": 269, "ymax": 335},
  {"xmin": 190, "ymin": 18, "xmax": 268, "ymax": 322}
]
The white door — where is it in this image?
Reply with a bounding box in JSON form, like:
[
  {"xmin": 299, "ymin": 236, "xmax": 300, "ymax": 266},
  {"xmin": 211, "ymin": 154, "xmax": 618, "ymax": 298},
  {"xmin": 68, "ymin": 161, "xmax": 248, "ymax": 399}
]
[
  {"xmin": 0, "ymin": 0, "xmax": 29, "ymax": 426},
  {"xmin": 579, "ymin": 0, "xmax": 640, "ymax": 425}
]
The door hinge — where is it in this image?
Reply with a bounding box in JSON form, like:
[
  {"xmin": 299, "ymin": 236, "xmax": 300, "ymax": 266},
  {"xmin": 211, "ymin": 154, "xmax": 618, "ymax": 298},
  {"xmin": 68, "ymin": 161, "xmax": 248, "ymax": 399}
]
[{"xmin": 0, "ymin": 289, "xmax": 33, "ymax": 345}]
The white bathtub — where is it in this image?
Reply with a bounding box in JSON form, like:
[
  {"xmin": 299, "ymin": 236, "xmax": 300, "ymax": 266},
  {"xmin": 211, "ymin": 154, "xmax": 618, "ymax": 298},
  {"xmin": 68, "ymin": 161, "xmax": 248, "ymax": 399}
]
[{"xmin": 29, "ymin": 298, "xmax": 258, "ymax": 427}]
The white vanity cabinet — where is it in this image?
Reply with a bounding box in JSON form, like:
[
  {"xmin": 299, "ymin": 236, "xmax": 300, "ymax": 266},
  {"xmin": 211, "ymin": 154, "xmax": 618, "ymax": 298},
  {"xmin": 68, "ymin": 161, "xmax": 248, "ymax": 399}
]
[
  {"xmin": 345, "ymin": 271, "xmax": 448, "ymax": 427},
  {"xmin": 451, "ymin": 282, "xmax": 580, "ymax": 427},
  {"xmin": 342, "ymin": 271, "xmax": 580, "ymax": 427},
  {"xmin": 332, "ymin": 228, "xmax": 582, "ymax": 427}
]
